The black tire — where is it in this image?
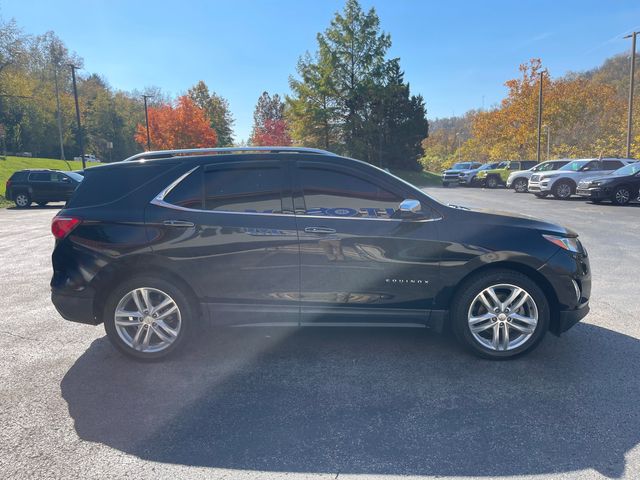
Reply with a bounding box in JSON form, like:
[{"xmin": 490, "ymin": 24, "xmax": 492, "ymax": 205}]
[
  {"xmin": 513, "ymin": 178, "xmax": 528, "ymax": 193},
  {"xmin": 14, "ymin": 192, "xmax": 31, "ymax": 208},
  {"xmin": 612, "ymin": 186, "xmax": 631, "ymax": 206},
  {"xmin": 103, "ymin": 275, "xmax": 195, "ymax": 361},
  {"xmin": 451, "ymin": 269, "xmax": 550, "ymax": 359},
  {"xmin": 442, "ymin": 182, "xmax": 449, "ymax": 187},
  {"xmin": 485, "ymin": 175, "xmax": 499, "ymax": 189},
  {"xmin": 36, "ymin": 201, "xmax": 48, "ymax": 207},
  {"xmin": 552, "ymin": 180, "xmax": 574, "ymax": 200}
]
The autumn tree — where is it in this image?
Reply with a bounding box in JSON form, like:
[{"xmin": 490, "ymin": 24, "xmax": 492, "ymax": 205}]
[
  {"xmin": 187, "ymin": 80, "xmax": 235, "ymax": 146},
  {"xmin": 250, "ymin": 91, "xmax": 291, "ymax": 146},
  {"xmin": 135, "ymin": 95, "xmax": 217, "ymax": 150}
]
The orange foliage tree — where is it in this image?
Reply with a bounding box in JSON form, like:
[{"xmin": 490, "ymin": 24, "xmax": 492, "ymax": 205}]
[{"xmin": 135, "ymin": 95, "xmax": 217, "ymax": 150}]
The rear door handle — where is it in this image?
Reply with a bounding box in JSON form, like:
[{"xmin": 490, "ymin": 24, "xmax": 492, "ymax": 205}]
[
  {"xmin": 304, "ymin": 226, "xmax": 336, "ymax": 234},
  {"xmin": 163, "ymin": 220, "xmax": 195, "ymax": 228}
]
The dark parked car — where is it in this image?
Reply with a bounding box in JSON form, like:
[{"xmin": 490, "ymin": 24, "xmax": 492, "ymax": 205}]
[
  {"xmin": 5, "ymin": 169, "xmax": 83, "ymax": 208},
  {"xmin": 50, "ymin": 147, "xmax": 591, "ymax": 361},
  {"xmin": 576, "ymin": 161, "xmax": 640, "ymax": 205}
]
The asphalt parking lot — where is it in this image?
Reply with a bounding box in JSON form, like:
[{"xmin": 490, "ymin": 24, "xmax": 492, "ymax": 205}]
[{"xmin": 1, "ymin": 188, "xmax": 640, "ymax": 480}]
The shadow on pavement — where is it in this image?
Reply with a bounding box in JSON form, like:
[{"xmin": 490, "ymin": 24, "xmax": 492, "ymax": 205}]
[{"xmin": 61, "ymin": 324, "xmax": 639, "ymax": 477}]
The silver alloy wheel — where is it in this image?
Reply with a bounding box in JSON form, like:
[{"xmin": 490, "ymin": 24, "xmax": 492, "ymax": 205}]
[
  {"xmin": 556, "ymin": 183, "xmax": 572, "ymax": 198},
  {"xmin": 615, "ymin": 188, "xmax": 630, "ymax": 204},
  {"xmin": 467, "ymin": 283, "xmax": 538, "ymax": 352},
  {"xmin": 514, "ymin": 179, "xmax": 528, "ymax": 192},
  {"xmin": 15, "ymin": 194, "xmax": 29, "ymax": 207},
  {"xmin": 114, "ymin": 287, "xmax": 182, "ymax": 353}
]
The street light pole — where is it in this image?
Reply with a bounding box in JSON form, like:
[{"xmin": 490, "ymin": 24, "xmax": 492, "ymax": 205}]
[
  {"xmin": 142, "ymin": 94, "xmax": 153, "ymax": 151},
  {"xmin": 624, "ymin": 32, "xmax": 638, "ymax": 158},
  {"xmin": 53, "ymin": 67, "xmax": 65, "ymax": 160},
  {"xmin": 456, "ymin": 132, "xmax": 462, "ymax": 162},
  {"xmin": 536, "ymin": 71, "xmax": 544, "ymax": 163},
  {"xmin": 69, "ymin": 64, "xmax": 85, "ymax": 169}
]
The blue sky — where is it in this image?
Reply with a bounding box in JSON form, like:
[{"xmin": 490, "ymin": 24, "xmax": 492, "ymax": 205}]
[{"xmin": 1, "ymin": 0, "xmax": 639, "ymax": 141}]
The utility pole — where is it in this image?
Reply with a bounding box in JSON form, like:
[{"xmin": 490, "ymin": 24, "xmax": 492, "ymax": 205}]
[
  {"xmin": 544, "ymin": 125, "xmax": 551, "ymax": 160},
  {"xmin": 456, "ymin": 132, "xmax": 462, "ymax": 162},
  {"xmin": 53, "ymin": 67, "xmax": 65, "ymax": 160},
  {"xmin": 624, "ymin": 32, "xmax": 638, "ymax": 158},
  {"xmin": 142, "ymin": 94, "xmax": 154, "ymax": 150},
  {"xmin": 69, "ymin": 64, "xmax": 85, "ymax": 169},
  {"xmin": 536, "ymin": 70, "xmax": 544, "ymax": 163}
]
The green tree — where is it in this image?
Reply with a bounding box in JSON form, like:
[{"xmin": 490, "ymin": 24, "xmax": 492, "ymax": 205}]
[{"xmin": 187, "ymin": 80, "xmax": 235, "ymax": 146}]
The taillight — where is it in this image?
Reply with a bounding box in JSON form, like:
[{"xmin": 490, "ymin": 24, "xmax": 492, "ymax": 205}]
[{"xmin": 51, "ymin": 216, "xmax": 81, "ymax": 240}]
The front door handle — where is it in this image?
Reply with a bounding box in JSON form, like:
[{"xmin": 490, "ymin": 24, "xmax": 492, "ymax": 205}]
[
  {"xmin": 163, "ymin": 220, "xmax": 195, "ymax": 228},
  {"xmin": 304, "ymin": 226, "xmax": 336, "ymax": 234}
]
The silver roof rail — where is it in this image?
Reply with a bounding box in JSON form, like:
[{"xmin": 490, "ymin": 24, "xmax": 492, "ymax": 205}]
[{"xmin": 123, "ymin": 146, "xmax": 337, "ymax": 162}]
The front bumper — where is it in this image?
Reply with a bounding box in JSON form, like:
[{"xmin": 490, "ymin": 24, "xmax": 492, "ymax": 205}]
[
  {"xmin": 556, "ymin": 301, "xmax": 590, "ymax": 334},
  {"xmin": 576, "ymin": 187, "xmax": 606, "ymax": 199},
  {"xmin": 538, "ymin": 248, "xmax": 591, "ymax": 335},
  {"xmin": 527, "ymin": 182, "xmax": 551, "ymax": 193}
]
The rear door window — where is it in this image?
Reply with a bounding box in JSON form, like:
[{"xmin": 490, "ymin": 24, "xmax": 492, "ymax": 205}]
[
  {"xmin": 603, "ymin": 160, "xmax": 624, "ymax": 170},
  {"xmin": 203, "ymin": 163, "xmax": 285, "ymax": 214},
  {"xmin": 28, "ymin": 172, "xmax": 50, "ymax": 182}
]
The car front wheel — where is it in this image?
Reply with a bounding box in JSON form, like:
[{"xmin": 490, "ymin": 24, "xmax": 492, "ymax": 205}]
[
  {"xmin": 485, "ymin": 176, "xmax": 499, "ymax": 189},
  {"xmin": 552, "ymin": 181, "xmax": 574, "ymax": 199},
  {"xmin": 103, "ymin": 276, "xmax": 194, "ymax": 360},
  {"xmin": 613, "ymin": 186, "xmax": 631, "ymax": 206},
  {"xmin": 513, "ymin": 178, "xmax": 528, "ymax": 193},
  {"xmin": 451, "ymin": 270, "xmax": 549, "ymax": 359}
]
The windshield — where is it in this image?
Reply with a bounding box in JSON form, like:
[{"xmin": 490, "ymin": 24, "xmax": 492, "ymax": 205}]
[
  {"xmin": 478, "ymin": 163, "xmax": 497, "ymax": 171},
  {"xmin": 451, "ymin": 163, "xmax": 472, "ymax": 170},
  {"xmin": 613, "ymin": 162, "xmax": 640, "ymax": 176},
  {"xmin": 65, "ymin": 171, "xmax": 84, "ymax": 182},
  {"xmin": 559, "ymin": 160, "xmax": 589, "ymax": 171}
]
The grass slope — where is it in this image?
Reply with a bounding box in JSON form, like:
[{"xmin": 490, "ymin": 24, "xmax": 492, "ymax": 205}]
[
  {"xmin": 391, "ymin": 169, "xmax": 441, "ymax": 187},
  {"xmin": 0, "ymin": 156, "xmax": 85, "ymax": 202}
]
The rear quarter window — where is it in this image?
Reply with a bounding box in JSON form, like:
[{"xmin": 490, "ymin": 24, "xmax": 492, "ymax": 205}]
[
  {"xmin": 66, "ymin": 163, "xmax": 169, "ymax": 208},
  {"xmin": 10, "ymin": 171, "xmax": 29, "ymax": 182}
]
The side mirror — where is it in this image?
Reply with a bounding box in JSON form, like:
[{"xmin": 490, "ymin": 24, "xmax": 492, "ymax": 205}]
[{"xmin": 399, "ymin": 199, "xmax": 421, "ymax": 215}]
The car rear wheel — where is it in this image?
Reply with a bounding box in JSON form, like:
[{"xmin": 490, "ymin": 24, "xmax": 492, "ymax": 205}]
[
  {"xmin": 451, "ymin": 270, "xmax": 549, "ymax": 359},
  {"xmin": 552, "ymin": 181, "xmax": 574, "ymax": 199},
  {"xmin": 103, "ymin": 276, "xmax": 194, "ymax": 361},
  {"xmin": 613, "ymin": 186, "xmax": 631, "ymax": 206},
  {"xmin": 513, "ymin": 178, "xmax": 528, "ymax": 193},
  {"xmin": 14, "ymin": 193, "xmax": 31, "ymax": 208},
  {"xmin": 485, "ymin": 176, "xmax": 499, "ymax": 189}
]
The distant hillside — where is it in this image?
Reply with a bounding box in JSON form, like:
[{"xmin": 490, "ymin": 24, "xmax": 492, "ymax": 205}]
[{"xmin": 570, "ymin": 53, "xmax": 638, "ymax": 99}]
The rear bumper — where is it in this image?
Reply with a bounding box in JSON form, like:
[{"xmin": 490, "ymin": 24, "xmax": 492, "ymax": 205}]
[{"xmin": 51, "ymin": 287, "xmax": 100, "ymax": 325}]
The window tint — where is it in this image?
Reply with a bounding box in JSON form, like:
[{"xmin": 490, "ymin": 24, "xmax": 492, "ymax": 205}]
[
  {"xmin": 204, "ymin": 166, "xmax": 283, "ymax": 213},
  {"xmin": 509, "ymin": 162, "xmax": 520, "ymax": 170},
  {"xmin": 580, "ymin": 161, "xmax": 601, "ymax": 171},
  {"xmin": 29, "ymin": 172, "xmax": 50, "ymax": 182},
  {"xmin": 603, "ymin": 160, "xmax": 623, "ymax": 170},
  {"xmin": 10, "ymin": 171, "xmax": 28, "ymax": 181},
  {"xmin": 299, "ymin": 167, "xmax": 403, "ymax": 218},
  {"xmin": 164, "ymin": 169, "xmax": 203, "ymax": 209}
]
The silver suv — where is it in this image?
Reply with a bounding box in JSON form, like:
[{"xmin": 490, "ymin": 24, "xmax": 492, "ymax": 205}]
[
  {"xmin": 506, "ymin": 160, "xmax": 569, "ymax": 193},
  {"xmin": 528, "ymin": 158, "xmax": 635, "ymax": 199}
]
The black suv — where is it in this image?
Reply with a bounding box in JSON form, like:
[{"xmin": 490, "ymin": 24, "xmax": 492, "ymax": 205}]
[
  {"xmin": 576, "ymin": 161, "xmax": 640, "ymax": 205},
  {"xmin": 50, "ymin": 147, "xmax": 591, "ymax": 360},
  {"xmin": 5, "ymin": 169, "xmax": 83, "ymax": 208}
]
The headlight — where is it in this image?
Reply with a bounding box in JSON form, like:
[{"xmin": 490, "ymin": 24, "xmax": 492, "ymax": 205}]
[{"xmin": 543, "ymin": 234, "xmax": 582, "ymax": 253}]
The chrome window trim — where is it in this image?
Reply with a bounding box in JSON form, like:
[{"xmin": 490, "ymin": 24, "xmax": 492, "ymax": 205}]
[{"xmin": 151, "ymin": 167, "xmax": 442, "ymax": 222}]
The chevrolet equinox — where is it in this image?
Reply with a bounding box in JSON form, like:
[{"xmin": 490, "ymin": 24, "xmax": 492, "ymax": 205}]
[{"xmin": 50, "ymin": 147, "xmax": 591, "ymax": 360}]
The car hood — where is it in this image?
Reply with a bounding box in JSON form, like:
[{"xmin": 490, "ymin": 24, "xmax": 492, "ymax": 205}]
[
  {"xmin": 580, "ymin": 172, "xmax": 626, "ymax": 183},
  {"xmin": 537, "ymin": 170, "xmax": 582, "ymax": 179},
  {"xmin": 443, "ymin": 169, "xmax": 465, "ymax": 174},
  {"xmin": 446, "ymin": 204, "xmax": 577, "ymax": 237}
]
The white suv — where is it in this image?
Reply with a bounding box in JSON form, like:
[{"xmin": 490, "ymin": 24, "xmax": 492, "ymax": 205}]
[
  {"xmin": 528, "ymin": 158, "xmax": 636, "ymax": 199},
  {"xmin": 506, "ymin": 159, "xmax": 570, "ymax": 193}
]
